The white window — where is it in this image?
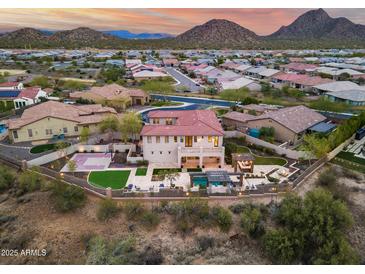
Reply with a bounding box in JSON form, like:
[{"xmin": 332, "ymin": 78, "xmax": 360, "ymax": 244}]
[
  {"xmin": 147, "ymin": 136, "xmax": 152, "ymax": 143},
  {"xmin": 27, "ymin": 129, "xmax": 33, "ymax": 137},
  {"xmin": 63, "ymin": 127, "xmax": 68, "ymax": 133},
  {"xmin": 156, "ymin": 136, "xmax": 160, "ymax": 143},
  {"xmin": 74, "ymin": 126, "xmax": 78, "ymax": 132},
  {"xmin": 165, "ymin": 136, "xmax": 169, "ymax": 143}
]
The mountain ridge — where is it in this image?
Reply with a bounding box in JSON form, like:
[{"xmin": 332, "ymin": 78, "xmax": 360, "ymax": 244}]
[{"xmin": 1, "ymin": 9, "xmax": 365, "ymax": 49}]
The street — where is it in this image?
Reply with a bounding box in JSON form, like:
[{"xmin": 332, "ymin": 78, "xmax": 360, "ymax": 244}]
[{"xmin": 165, "ymin": 67, "xmax": 203, "ymax": 93}]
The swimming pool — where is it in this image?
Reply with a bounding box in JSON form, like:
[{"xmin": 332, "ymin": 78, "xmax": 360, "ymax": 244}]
[
  {"xmin": 151, "ymin": 94, "xmax": 235, "ymax": 107},
  {"xmin": 0, "ymin": 124, "xmax": 7, "ymax": 134},
  {"xmin": 192, "ymin": 176, "xmax": 208, "ymax": 187}
]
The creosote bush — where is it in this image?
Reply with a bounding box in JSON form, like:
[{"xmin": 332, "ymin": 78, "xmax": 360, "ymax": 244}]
[
  {"xmin": 141, "ymin": 211, "xmax": 160, "ymax": 230},
  {"xmin": 0, "ymin": 166, "xmax": 15, "ymax": 192},
  {"xmin": 51, "ymin": 181, "xmax": 86, "ymax": 212},
  {"xmin": 122, "ymin": 201, "xmax": 145, "ymax": 220},
  {"xmin": 211, "ymin": 206, "xmax": 233, "ymax": 232},
  {"xmin": 97, "ymin": 198, "xmax": 120, "ymax": 221}
]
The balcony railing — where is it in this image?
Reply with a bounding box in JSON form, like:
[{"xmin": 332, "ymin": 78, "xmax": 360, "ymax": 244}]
[{"xmin": 179, "ymin": 146, "xmax": 224, "ymax": 154}]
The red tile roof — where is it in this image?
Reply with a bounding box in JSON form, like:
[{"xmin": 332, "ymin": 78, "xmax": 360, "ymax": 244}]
[
  {"xmin": 141, "ymin": 110, "xmax": 224, "ymax": 136},
  {"xmin": 0, "ymin": 82, "xmax": 20, "ymax": 87},
  {"xmin": 16, "ymin": 87, "xmax": 40, "ymax": 99},
  {"xmin": 282, "ymin": 63, "xmax": 318, "ymax": 71}
]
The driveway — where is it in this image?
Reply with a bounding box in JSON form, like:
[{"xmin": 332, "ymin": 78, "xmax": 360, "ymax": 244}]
[{"xmin": 165, "ymin": 67, "xmax": 203, "ymax": 93}]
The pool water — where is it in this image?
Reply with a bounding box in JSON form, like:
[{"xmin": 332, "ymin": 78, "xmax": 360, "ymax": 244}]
[
  {"xmin": 0, "ymin": 124, "xmax": 7, "ymax": 134},
  {"xmin": 192, "ymin": 177, "xmax": 208, "ymax": 187}
]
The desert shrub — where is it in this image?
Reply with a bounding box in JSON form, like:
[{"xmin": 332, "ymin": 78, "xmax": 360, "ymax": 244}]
[
  {"xmin": 141, "ymin": 211, "xmax": 160, "ymax": 230},
  {"xmin": 240, "ymin": 205, "xmax": 265, "ymax": 238},
  {"xmin": 196, "ymin": 235, "xmax": 215, "ymax": 251},
  {"xmin": 138, "ymin": 246, "xmax": 164, "ymax": 265},
  {"xmin": 229, "ymin": 203, "xmax": 246, "ymax": 214},
  {"xmin": 341, "ymin": 168, "xmax": 362, "ymax": 181},
  {"xmin": 317, "ymin": 170, "xmax": 337, "ymax": 187},
  {"xmin": 263, "ymin": 228, "xmax": 298, "ymax": 264},
  {"xmin": 266, "ymin": 189, "xmax": 360, "ymax": 265},
  {"xmin": 211, "ymin": 206, "xmax": 233, "ymax": 232},
  {"xmin": 97, "ymin": 198, "xmax": 120, "ymax": 221},
  {"xmin": 172, "ymin": 198, "xmax": 210, "ymax": 228},
  {"xmin": 51, "ymin": 181, "xmax": 86, "ymax": 212},
  {"xmin": 18, "ymin": 168, "xmax": 44, "ymax": 192},
  {"xmin": 86, "ymin": 236, "xmax": 139, "ymax": 265},
  {"xmin": 123, "ymin": 201, "xmax": 145, "ymax": 220},
  {"xmin": 0, "ymin": 166, "xmax": 15, "ymax": 192}
]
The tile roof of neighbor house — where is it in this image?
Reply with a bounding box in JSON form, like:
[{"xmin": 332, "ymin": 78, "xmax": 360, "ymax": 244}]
[
  {"xmin": 219, "ymin": 77, "xmax": 254, "ymax": 90},
  {"xmin": 223, "ymin": 106, "xmax": 326, "ymax": 134},
  {"xmin": 8, "ymin": 101, "xmax": 117, "ymax": 130},
  {"xmin": 0, "ymin": 82, "xmax": 20, "ymax": 87},
  {"xmin": 222, "ymin": 111, "xmax": 256, "ymax": 122},
  {"xmin": 273, "ymin": 73, "xmax": 332, "ymax": 86},
  {"xmin": 282, "ymin": 63, "xmax": 318, "ymax": 71},
  {"xmin": 235, "ymin": 64, "xmax": 252, "ymax": 72},
  {"xmin": 258, "ymin": 106, "xmax": 326, "ymax": 133},
  {"xmin": 327, "ymin": 90, "xmax": 365, "ymax": 102},
  {"xmin": 16, "ymin": 87, "xmax": 41, "ymax": 99},
  {"xmin": 133, "ymin": 70, "xmax": 168, "ymax": 78},
  {"xmin": 70, "ymin": 84, "xmax": 147, "ymax": 101},
  {"xmin": 258, "ymin": 68, "xmax": 280, "ymax": 77},
  {"xmin": 141, "ymin": 110, "xmax": 224, "ymax": 136},
  {"xmin": 313, "ymin": 81, "xmax": 361, "ymax": 92}
]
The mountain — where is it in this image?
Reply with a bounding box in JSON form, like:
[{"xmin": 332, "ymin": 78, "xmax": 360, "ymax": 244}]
[
  {"xmin": 175, "ymin": 19, "xmax": 259, "ymax": 48},
  {"xmin": 0, "ymin": 28, "xmax": 49, "ymax": 47},
  {"xmin": 104, "ymin": 30, "xmax": 173, "ymax": 39},
  {"xmin": 268, "ymin": 8, "xmax": 365, "ymax": 40},
  {"xmin": 49, "ymin": 27, "xmax": 121, "ymax": 47},
  {"xmin": 1, "ymin": 9, "xmax": 365, "ymax": 49}
]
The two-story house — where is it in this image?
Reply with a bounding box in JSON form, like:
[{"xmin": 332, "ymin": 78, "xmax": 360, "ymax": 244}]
[{"xmin": 140, "ymin": 110, "xmax": 225, "ymax": 168}]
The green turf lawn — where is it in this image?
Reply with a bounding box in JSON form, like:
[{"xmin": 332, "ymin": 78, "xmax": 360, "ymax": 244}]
[
  {"xmin": 337, "ymin": 151, "xmax": 365, "ymax": 165},
  {"xmin": 236, "ymin": 146, "xmax": 287, "ymax": 166},
  {"xmin": 135, "ymin": 167, "xmax": 148, "ymax": 176},
  {"xmin": 30, "ymin": 142, "xmax": 70, "ymax": 154},
  {"xmin": 88, "ymin": 170, "xmax": 131, "ymax": 189}
]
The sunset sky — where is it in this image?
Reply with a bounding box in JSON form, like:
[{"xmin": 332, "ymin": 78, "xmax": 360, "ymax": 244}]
[{"xmin": 0, "ymin": 9, "xmax": 365, "ymax": 35}]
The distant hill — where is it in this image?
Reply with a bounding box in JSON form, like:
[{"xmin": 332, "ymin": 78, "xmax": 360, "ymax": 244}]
[
  {"xmin": 268, "ymin": 8, "xmax": 365, "ymax": 40},
  {"xmin": 104, "ymin": 30, "xmax": 173, "ymax": 39},
  {"xmin": 175, "ymin": 19, "xmax": 259, "ymax": 48},
  {"xmin": 1, "ymin": 9, "xmax": 365, "ymax": 49}
]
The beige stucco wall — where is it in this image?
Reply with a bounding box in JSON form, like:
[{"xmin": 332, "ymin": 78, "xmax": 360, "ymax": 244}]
[
  {"xmin": 142, "ymin": 135, "xmax": 223, "ymax": 164},
  {"xmin": 246, "ymin": 118, "xmax": 298, "ymax": 143},
  {"xmin": 222, "ymin": 117, "xmax": 298, "ymax": 143},
  {"xmin": 9, "ymin": 117, "xmax": 99, "ymax": 143}
]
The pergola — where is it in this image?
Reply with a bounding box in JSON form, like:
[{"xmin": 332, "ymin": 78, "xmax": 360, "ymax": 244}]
[{"xmin": 232, "ymin": 153, "xmax": 255, "ymax": 173}]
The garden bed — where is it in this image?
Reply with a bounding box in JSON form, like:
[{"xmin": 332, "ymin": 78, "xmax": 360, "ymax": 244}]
[
  {"xmin": 152, "ymin": 168, "xmax": 182, "ymax": 175},
  {"xmin": 30, "ymin": 142, "xmax": 71, "ymax": 154},
  {"xmin": 135, "ymin": 167, "xmax": 148, "ymax": 176}
]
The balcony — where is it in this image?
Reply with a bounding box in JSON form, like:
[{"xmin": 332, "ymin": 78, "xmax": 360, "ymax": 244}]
[{"xmin": 179, "ymin": 146, "xmax": 224, "ymax": 156}]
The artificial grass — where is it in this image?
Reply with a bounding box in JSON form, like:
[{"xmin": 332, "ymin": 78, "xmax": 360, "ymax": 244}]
[
  {"xmin": 337, "ymin": 151, "xmax": 365, "ymax": 165},
  {"xmin": 30, "ymin": 142, "xmax": 70, "ymax": 154},
  {"xmin": 88, "ymin": 170, "xmax": 131, "ymax": 190},
  {"xmin": 331, "ymin": 157, "xmax": 365, "ymax": 174},
  {"xmin": 152, "ymin": 168, "xmax": 182, "ymax": 175},
  {"xmin": 135, "ymin": 167, "xmax": 148, "ymax": 176},
  {"xmin": 236, "ymin": 145, "xmax": 287, "ymax": 166}
]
